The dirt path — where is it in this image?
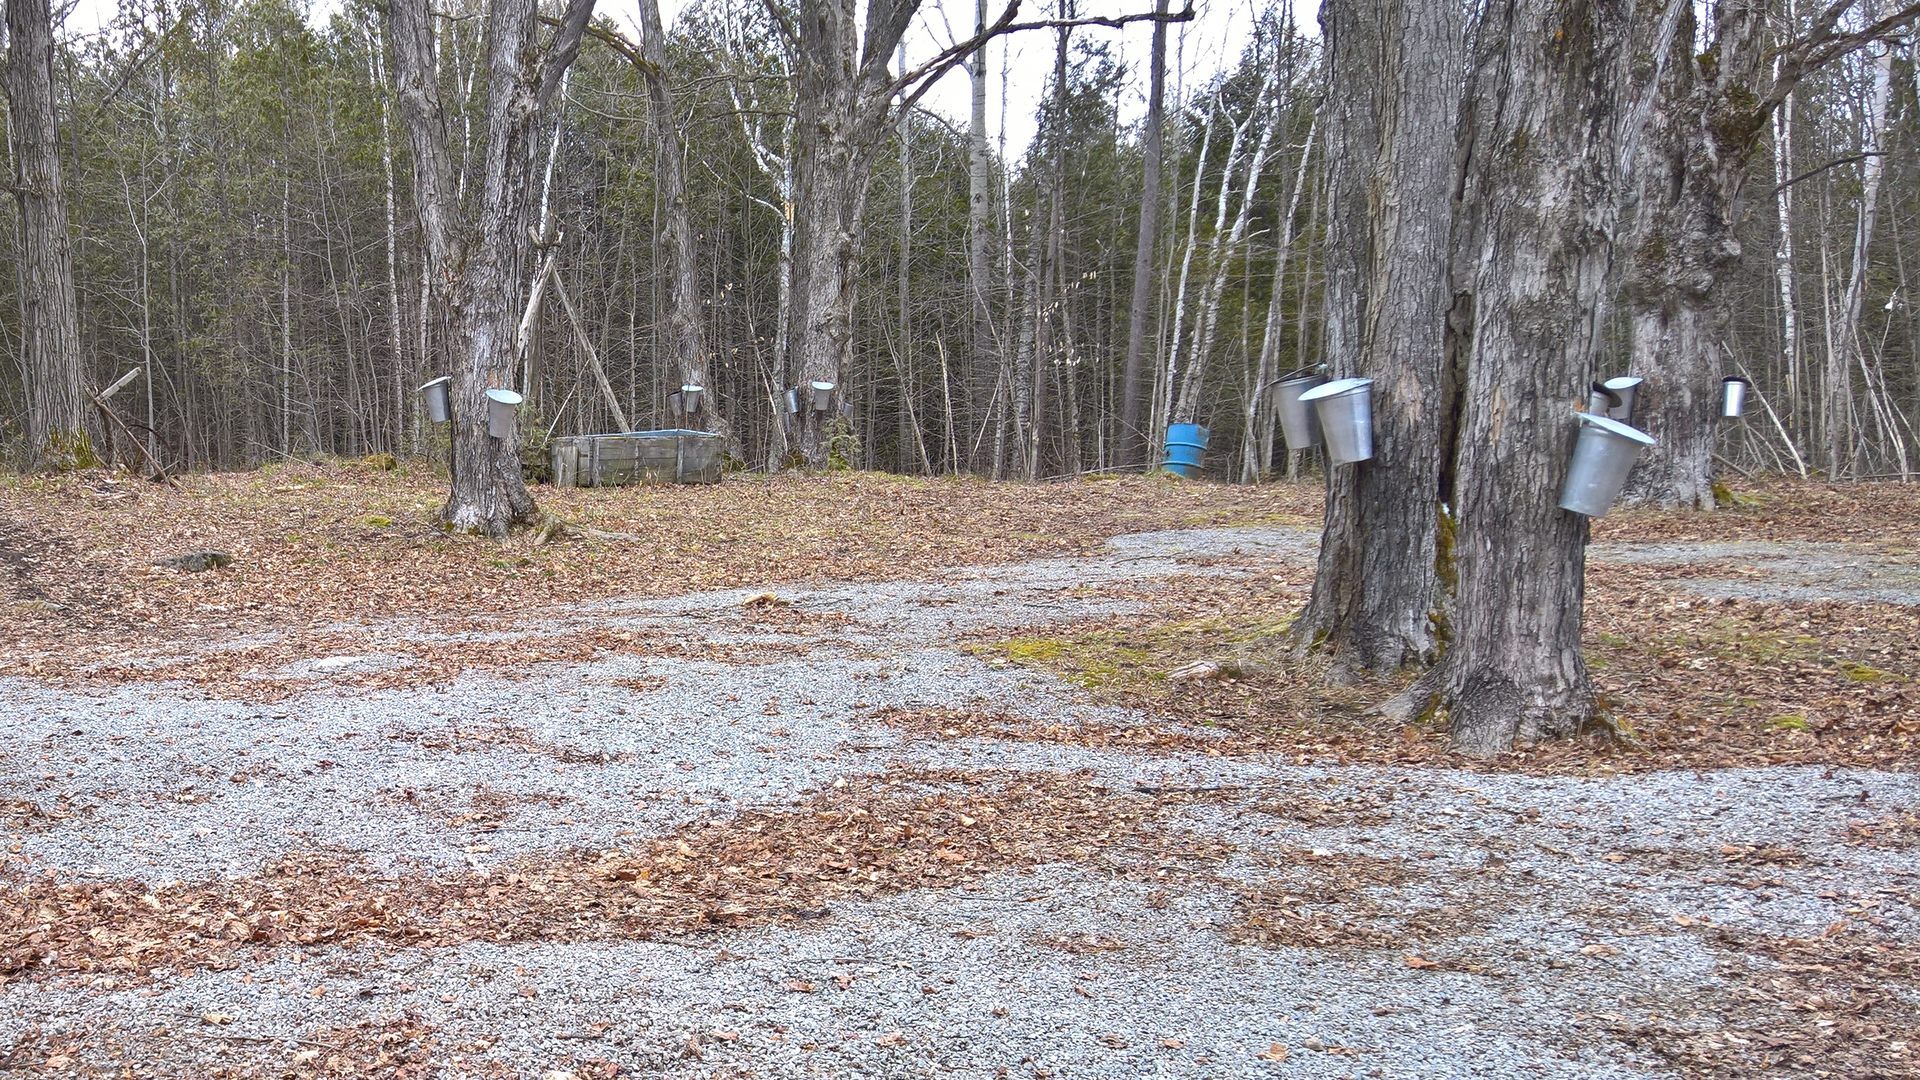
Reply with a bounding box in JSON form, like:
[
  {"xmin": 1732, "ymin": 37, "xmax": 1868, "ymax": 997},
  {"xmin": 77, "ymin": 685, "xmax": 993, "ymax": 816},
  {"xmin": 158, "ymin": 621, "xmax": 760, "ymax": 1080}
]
[{"xmin": 3, "ymin": 526, "xmax": 1915, "ymax": 1078}]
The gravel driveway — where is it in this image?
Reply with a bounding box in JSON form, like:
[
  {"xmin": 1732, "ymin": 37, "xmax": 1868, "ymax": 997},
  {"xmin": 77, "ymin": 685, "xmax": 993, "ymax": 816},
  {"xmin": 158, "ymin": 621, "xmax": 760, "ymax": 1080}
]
[{"xmin": 3, "ymin": 526, "xmax": 1915, "ymax": 1078}]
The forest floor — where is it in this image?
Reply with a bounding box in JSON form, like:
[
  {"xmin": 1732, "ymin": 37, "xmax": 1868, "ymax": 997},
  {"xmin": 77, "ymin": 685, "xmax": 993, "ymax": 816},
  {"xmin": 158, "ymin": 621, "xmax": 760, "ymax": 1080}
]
[{"xmin": 1, "ymin": 463, "xmax": 1917, "ymax": 1078}]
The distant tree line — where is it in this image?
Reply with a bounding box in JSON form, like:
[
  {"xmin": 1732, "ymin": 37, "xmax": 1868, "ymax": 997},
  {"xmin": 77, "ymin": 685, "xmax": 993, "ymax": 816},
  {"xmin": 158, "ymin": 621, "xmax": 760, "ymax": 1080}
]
[{"xmin": 2, "ymin": 0, "xmax": 1915, "ymax": 490}]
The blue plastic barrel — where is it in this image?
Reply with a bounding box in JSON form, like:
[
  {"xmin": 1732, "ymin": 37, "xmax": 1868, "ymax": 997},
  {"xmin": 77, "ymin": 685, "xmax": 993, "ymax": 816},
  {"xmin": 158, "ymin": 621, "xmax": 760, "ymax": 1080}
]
[{"xmin": 1162, "ymin": 423, "xmax": 1210, "ymax": 477}]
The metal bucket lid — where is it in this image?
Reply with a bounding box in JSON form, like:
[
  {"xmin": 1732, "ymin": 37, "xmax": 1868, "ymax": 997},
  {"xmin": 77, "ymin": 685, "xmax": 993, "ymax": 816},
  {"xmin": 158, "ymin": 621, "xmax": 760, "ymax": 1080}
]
[
  {"xmin": 419, "ymin": 376, "xmax": 451, "ymax": 392},
  {"xmin": 1577, "ymin": 411, "xmax": 1656, "ymax": 446},
  {"xmin": 1298, "ymin": 377, "xmax": 1372, "ymax": 403},
  {"xmin": 810, "ymin": 380, "xmax": 836, "ymax": 392},
  {"xmin": 1602, "ymin": 376, "xmax": 1643, "ymax": 392},
  {"xmin": 485, "ymin": 388, "xmax": 524, "ymax": 407},
  {"xmin": 681, "ymin": 383, "xmax": 704, "ymax": 394},
  {"xmin": 1721, "ymin": 375, "xmax": 1752, "ymax": 386}
]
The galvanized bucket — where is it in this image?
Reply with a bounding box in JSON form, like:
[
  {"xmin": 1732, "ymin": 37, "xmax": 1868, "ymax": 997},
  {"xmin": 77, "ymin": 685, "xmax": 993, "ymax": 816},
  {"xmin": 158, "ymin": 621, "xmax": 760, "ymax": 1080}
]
[
  {"xmin": 419, "ymin": 376, "xmax": 452, "ymax": 424},
  {"xmin": 484, "ymin": 388, "xmax": 523, "ymax": 439},
  {"xmin": 681, "ymin": 384, "xmax": 705, "ymax": 414},
  {"xmin": 1720, "ymin": 376, "xmax": 1751, "ymax": 419},
  {"xmin": 1587, "ymin": 381, "xmax": 1622, "ymax": 417},
  {"xmin": 1273, "ymin": 370, "xmax": 1325, "ymax": 450},
  {"xmin": 1602, "ymin": 376, "xmax": 1643, "ymax": 423},
  {"xmin": 783, "ymin": 387, "xmax": 801, "ymax": 415},
  {"xmin": 1559, "ymin": 412, "xmax": 1656, "ymax": 517},
  {"xmin": 1298, "ymin": 377, "xmax": 1374, "ymax": 464},
  {"xmin": 809, "ymin": 380, "xmax": 836, "ymax": 411}
]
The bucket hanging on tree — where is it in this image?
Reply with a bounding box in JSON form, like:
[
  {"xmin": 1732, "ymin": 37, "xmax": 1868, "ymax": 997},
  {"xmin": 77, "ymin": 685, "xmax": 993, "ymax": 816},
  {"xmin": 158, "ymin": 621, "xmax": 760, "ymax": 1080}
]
[
  {"xmin": 1559, "ymin": 411, "xmax": 1656, "ymax": 517},
  {"xmin": 1298, "ymin": 378, "xmax": 1375, "ymax": 464},
  {"xmin": 1272, "ymin": 369, "xmax": 1326, "ymax": 450}
]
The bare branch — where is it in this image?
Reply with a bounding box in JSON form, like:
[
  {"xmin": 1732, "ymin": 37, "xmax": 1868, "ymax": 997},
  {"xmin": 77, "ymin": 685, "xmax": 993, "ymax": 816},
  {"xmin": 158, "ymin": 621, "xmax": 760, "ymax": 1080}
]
[
  {"xmin": 536, "ymin": 0, "xmax": 600, "ymax": 109},
  {"xmin": 1759, "ymin": 0, "xmax": 1920, "ymax": 117},
  {"xmin": 887, "ymin": 3, "xmax": 1195, "ymax": 121}
]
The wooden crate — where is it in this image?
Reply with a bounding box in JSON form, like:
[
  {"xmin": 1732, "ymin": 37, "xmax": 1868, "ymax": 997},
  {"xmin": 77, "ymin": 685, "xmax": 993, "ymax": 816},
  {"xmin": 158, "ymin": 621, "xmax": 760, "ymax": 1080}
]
[{"xmin": 550, "ymin": 430, "xmax": 723, "ymax": 487}]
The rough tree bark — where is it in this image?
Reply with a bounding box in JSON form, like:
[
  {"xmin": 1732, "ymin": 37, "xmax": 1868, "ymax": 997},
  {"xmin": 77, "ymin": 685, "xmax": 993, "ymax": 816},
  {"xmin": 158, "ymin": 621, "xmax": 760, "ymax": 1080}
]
[
  {"xmin": 1617, "ymin": 0, "xmax": 1920, "ymax": 501},
  {"xmin": 1617, "ymin": 0, "xmax": 1764, "ymax": 509},
  {"xmin": 387, "ymin": 0, "xmax": 595, "ymax": 536},
  {"xmin": 1117, "ymin": 0, "xmax": 1169, "ymax": 468},
  {"xmin": 7, "ymin": 0, "xmax": 89, "ymax": 466},
  {"xmin": 638, "ymin": 0, "xmax": 723, "ymax": 438},
  {"xmin": 1434, "ymin": 0, "xmax": 1629, "ymax": 753},
  {"xmin": 1294, "ymin": 0, "xmax": 1461, "ymax": 675}
]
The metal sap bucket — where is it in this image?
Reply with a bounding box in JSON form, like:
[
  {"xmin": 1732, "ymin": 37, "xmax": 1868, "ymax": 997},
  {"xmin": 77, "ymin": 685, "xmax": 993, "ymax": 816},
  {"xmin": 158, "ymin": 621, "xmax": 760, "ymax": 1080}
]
[
  {"xmin": 1559, "ymin": 412, "xmax": 1656, "ymax": 517},
  {"xmin": 1602, "ymin": 376, "xmax": 1643, "ymax": 423},
  {"xmin": 1721, "ymin": 376, "xmax": 1751, "ymax": 418},
  {"xmin": 783, "ymin": 387, "xmax": 801, "ymax": 414},
  {"xmin": 1587, "ymin": 381, "xmax": 1622, "ymax": 417},
  {"xmin": 1273, "ymin": 370, "xmax": 1325, "ymax": 450},
  {"xmin": 419, "ymin": 376, "xmax": 452, "ymax": 424},
  {"xmin": 1162, "ymin": 423, "xmax": 1210, "ymax": 478},
  {"xmin": 681, "ymin": 384, "xmax": 705, "ymax": 414},
  {"xmin": 810, "ymin": 381, "xmax": 836, "ymax": 411},
  {"xmin": 484, "ymin": 388, "xmax": 524, "ymax": 439},
  {"xmin": 1298, "ymin": 377, "xmax": 1374, "ymax": 464}
]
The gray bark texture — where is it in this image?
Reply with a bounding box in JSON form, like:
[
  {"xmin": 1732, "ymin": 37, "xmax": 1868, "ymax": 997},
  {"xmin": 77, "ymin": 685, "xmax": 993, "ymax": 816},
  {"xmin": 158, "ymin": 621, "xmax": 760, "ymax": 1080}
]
[
  {"xmin": 638, "ymin": 0, "xmax": 722, "ymax": 439},
  {"xmin": 1617, "ymin": 0, "xmax": 1767, "ymax": 510},
  {"xmin": 788, "ymin": 0, "xmax": 923, "ymax": 468},
  {"xmin": 1295, "ymin": 0, "xmax": 1462, "ymax": 675},
  {"xmin": 1438, "ymin": 0, "xmax": 1630, "ymax": 753},
  {"xmin": 1117, "ymin": 0, "xmax": 1170, "ymax": 468},
  {"xmin": 388, "ymin": 0, "xmax": 594, "ymax": 536},
  {"xmin": 6, "ymin": 0, "xmax": 89, "ymax": 466}
]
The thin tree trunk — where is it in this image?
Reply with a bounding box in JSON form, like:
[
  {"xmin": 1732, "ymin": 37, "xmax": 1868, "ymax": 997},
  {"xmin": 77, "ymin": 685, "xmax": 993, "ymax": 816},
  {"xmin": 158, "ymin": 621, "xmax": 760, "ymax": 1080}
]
[
  {"xmin": 1117, "ymin": 0, "xmax": 1169, "ymax": 468},
  {"xmin": 1239, "ymin": 118, "xmax": 1315, "ymax": 484}
]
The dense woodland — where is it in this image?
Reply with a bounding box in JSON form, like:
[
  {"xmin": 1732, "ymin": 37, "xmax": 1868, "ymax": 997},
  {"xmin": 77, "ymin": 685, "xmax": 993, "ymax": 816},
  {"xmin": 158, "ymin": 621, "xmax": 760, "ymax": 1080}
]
[
  {"xmin": 5, "ymin": 0, "xmax": 1920, "ymax": 749},
  {"xmin": 5, "ymin": 0, "xmax": 1915, "ymax": 484}
]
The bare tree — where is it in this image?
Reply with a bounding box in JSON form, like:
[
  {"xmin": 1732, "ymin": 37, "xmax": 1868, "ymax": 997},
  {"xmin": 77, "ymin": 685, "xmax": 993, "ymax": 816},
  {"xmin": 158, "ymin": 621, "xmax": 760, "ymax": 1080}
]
[
  {"xmin": 6, "ymin": 0, "xmax": 89, "ymax": 466},
  {"xmin": 781, "ymin": 0, "xmax": 1189, "ymax": 469},
  {"xmin": 1117, "ymin": 0, "xmax": 1170, "ymax": 467},
  {"xmin": 1294, "ymin": 0, "xmax": 1463, "ymax": 675},
  {"xmin": 387, "ymin": 0, "xmax": 595, "ymax": 536},
  {"xmin": 637, "ymin": 0, "xmax": 724, "ymax": 440},
  {"xmin": 1619, "ymin": 0, "xmax": 1920, "ymax": 505},
  {"xmin": 1430, "ymin": 0, "xmax": 1630, "ymax": 753}
]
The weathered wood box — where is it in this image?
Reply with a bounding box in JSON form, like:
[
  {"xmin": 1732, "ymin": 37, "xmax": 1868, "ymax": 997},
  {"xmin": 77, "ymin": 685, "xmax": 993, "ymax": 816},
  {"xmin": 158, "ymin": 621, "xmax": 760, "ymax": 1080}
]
[{"xmin": 550, "ymin": 429, "xmax": 724, "ymax": 487}]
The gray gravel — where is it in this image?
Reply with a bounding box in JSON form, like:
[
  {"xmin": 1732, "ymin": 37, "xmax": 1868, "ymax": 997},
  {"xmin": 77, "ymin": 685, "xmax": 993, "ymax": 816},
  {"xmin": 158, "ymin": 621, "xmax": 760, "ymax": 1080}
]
[
  {"xmin": 4, "ymin": 523, "xmax": 1917, "ymax": 1078},
  {"xmin": 1590, "ymin": 538, "xmax": 1920, "ymax": 605}
]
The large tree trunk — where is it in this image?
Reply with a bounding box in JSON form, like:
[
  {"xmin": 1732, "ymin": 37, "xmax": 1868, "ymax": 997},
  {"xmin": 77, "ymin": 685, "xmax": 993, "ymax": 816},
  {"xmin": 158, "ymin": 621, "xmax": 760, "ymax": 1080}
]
[
  {"xmin": 388, "ymin": 0, "xmax": 594, "ymax": 536},
  {"xmin": 1117, "ymin": 0, "xmax": 1169, "ymax": 468},
  {"xmin": 1617, "ymin": 0, "xmax": 1765, "ymax": 510},
  {"xmin": 1295, "ymin": 0, "xmax": 1461, "ymax": 675},
  {"xmin": 789, "ymin": 0, "xmax": 889, "ymax": 469},
  {"xmin": 1437, "ymin": 0, "xmax": 1628, "ymax": 753},
  {"xmin": 7, "ymin": 0, "xmax": 89, "ymax": 467}
]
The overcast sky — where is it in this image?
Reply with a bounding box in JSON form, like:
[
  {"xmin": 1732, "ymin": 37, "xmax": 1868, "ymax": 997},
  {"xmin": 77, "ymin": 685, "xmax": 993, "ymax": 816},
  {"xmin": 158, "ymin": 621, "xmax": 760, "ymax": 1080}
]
[{"xmin": 64, "ymin": 0, "xmax": 1290, "ymax": 159}]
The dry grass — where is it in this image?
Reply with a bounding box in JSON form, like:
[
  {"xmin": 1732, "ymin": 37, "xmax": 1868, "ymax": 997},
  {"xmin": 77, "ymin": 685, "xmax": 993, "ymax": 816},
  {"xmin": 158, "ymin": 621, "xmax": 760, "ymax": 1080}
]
[{"xmin": 0, "ymin": 462, "xmax": 1316, "ymax": 687}]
